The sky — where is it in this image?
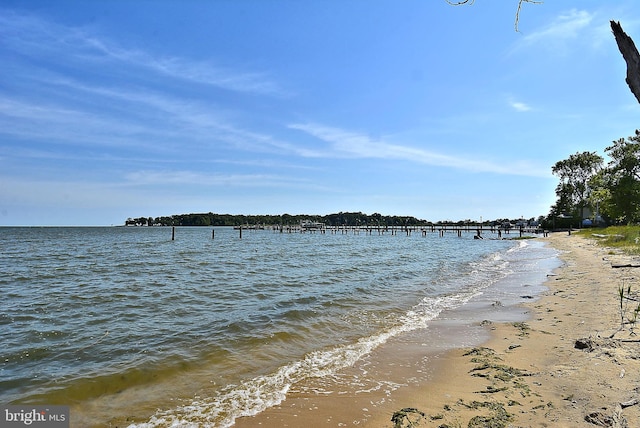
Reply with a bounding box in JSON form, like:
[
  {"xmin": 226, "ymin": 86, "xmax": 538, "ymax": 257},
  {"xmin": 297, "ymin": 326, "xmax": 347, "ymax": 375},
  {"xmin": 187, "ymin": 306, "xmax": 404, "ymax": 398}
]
[{"xmin": 1, "ymin": 1, "xmax": 640, "ymax": 226}]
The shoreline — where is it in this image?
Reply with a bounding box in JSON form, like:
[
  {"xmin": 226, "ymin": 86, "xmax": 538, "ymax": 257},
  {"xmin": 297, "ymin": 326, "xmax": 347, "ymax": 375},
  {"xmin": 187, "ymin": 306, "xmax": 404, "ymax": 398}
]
[
  {"xmin": 389, "ymin": 231, "xmax": 640, "ymax": 427},
  {"xmin": 235, "ymin": 232, "xmax": 640, "ymax": 427}
]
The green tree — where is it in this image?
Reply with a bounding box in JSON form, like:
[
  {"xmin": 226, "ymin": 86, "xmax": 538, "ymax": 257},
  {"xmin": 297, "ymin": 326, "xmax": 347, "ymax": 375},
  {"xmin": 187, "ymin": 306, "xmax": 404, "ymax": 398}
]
[
  {"xmin": 603, "ymin": 131, "xmax": 640, "ymax": 224},
  {"xmin": 587, "ymin": 170, "xmax": 612, "ymax": 224},
  {"xmin": 551, "ymin": 151, "xmax": 603, "ymax": 226}
]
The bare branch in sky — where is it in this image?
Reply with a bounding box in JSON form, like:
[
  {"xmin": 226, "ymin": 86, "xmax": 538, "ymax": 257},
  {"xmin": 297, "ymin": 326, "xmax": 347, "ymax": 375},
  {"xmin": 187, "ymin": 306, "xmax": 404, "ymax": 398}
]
[{"xmin": 447, "ymin": 0, "xmax": 543, "ymax": 32}]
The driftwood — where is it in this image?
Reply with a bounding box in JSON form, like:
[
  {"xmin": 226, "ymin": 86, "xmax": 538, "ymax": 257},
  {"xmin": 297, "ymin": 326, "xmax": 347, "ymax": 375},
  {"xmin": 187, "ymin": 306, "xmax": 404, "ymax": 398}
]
[
  {"xmin": 611, "ymin": 264, "xmax": 640, "ymax": 268},
  {"xmin": 612, "ymin": 404, "xmax": 628, "ymax": 428},
  {"xmin": 611, "ymin": 21, "xmax": 640, "ymax": 105},
  {"xmin": 620, "ymin": 397, "xmax": 639, "ymax": 409},
  {"xmin": 585, "ymin": 404, "xmax": 628, "ymax": 427}
]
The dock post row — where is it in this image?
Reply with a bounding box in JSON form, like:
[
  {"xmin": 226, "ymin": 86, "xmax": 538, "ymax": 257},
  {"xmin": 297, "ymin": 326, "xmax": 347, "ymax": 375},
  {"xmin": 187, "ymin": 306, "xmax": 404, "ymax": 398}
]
[{"xmin": 169, "ymin": 224, "xmax": 546, "ymax": 240}]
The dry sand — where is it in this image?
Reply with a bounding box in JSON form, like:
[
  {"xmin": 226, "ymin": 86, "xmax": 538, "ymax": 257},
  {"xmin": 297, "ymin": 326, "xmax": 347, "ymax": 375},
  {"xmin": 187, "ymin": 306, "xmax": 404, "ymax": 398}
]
[{"xmin": 236, "ymin": 232, "xmax": 640, "ymax": 427}]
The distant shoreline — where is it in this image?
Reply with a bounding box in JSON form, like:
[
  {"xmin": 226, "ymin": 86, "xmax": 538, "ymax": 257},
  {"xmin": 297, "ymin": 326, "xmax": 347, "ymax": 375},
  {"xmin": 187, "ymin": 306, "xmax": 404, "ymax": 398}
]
[{"xmin": 124, "ymin": 211, "xmax": 540, "ymax": 228}]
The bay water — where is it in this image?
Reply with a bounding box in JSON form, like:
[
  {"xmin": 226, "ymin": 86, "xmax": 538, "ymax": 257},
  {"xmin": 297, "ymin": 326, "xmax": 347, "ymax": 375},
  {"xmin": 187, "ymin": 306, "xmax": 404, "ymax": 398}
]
[{"xmin": 0, "ymin": 226, "xmax": 559, "ymax": 426}]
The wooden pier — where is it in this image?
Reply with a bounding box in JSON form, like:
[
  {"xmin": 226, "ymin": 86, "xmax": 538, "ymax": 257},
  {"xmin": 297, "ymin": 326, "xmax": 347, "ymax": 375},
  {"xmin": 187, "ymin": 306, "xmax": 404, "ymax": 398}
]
[{"xmin": 235, "ymin": 223, "xmax": 544, "ymax": 238}]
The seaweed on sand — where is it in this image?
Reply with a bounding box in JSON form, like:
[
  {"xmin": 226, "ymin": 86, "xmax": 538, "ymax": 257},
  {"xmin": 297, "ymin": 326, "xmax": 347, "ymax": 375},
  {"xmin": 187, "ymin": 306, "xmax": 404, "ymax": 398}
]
[
  {"xmin": 463, "ymin": 401, "xmax": 514, "ymax": 428},
  {"xmin": 390, "ymin": 407, "xmax": 425, "ymax": 428}
]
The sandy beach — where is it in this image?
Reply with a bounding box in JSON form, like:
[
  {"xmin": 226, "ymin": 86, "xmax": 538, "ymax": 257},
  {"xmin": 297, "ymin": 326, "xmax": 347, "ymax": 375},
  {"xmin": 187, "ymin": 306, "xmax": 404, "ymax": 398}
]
[{"xmin": 235, "ymin": 232, "xmax": 640, "ymax": 428}]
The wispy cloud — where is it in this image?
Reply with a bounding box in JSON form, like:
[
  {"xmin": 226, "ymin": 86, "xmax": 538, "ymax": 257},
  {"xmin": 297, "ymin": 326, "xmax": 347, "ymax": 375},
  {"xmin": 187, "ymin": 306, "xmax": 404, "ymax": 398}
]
[
  {"xmin": 81, "ymin": 37, "xmax": 282, "ymax": 95},
  {"xmin": 0, "ymin": 175, "xmax": 143, "ymax": 208},
  {"xmin": 0, "ymin": 95, "xmax": 177, "ymax": 151},
  {"xmin": 0, "ymin": 78, "xmax": 289, "ymax": 156},
  {"xmin": 509, "ymin": 99, "xmax": 532, "ymax": 112},
  {"xmin": 288, "ymin": 123, "xmax": 549, "ymax": 177},
  {"xmin": 510, "ymin": 9, "xmax": 596, "ymax": 54},
  {"xmin": 0, "ymin": 97, "xmax": 137, "ymax": 145},
  {"xmin": 0, "ymin": 8, "xmax": 293, "ymax": 163},
  {"xmin": 121, "ymin": 170, "xmax": 331, "ymax": 192},
  {"xmin": 526, "ymin": 9, "xmax": 593, "ymax": 42},
  {"xmin": 124, "ymin": 170, "xmax": 287, "ymax": 186},
  {"xmin": 0, "ymin": 9, "xmax": 281, "ymax": 95}
]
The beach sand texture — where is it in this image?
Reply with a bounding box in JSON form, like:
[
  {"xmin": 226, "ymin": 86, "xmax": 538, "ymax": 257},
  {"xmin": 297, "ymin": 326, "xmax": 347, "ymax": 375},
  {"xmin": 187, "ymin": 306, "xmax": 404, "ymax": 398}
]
[{"xmin": 236, "ymin": 232, "xmax": 640, "ymax": 427}]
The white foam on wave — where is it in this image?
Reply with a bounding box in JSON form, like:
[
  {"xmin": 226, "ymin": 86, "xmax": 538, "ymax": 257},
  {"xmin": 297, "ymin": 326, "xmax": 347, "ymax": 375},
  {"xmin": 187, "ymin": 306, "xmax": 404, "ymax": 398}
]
[
  {"xmin": 130, "ymin": 243, "xmax": 521, "ymax": 428},
  {"xmin": 129, "ymin": 291, "xmax": 480, "ymax": 427},
  {"xmin": 507, "ymin": 239, "xmax": 529, "ymax": 253}
]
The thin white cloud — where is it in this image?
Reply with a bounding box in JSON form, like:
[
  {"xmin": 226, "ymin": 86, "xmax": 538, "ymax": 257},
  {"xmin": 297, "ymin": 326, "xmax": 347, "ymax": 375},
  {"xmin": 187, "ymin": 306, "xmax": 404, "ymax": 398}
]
[
  {"xmin": 0, "ymin": 175, "xmax": 142, "ymax": 209},
  {"xmin": 509, "ymin": 100, "xmax": 532, "ymax": 112},
  {"xmin": 0, "ymin": 9, "xmax": 281, "ymax": 95},
  {"xmin": 288, "ymin": 123, "xmax": 549, "ymax": 177},
  {"xmin": 124, "ymin": 170, "xmax": 282, "ymax": 186},
  {"xmin": 0, "ymin": 10, "xmax": 291, "ymax": 154},
  {"xmin": 526, "ymin": 9, "xmax": 593, "ymax": 42},
  {"xmin": 510, "ymin": 9, "xmax": 596, "ymax": 54},
  {"xmin": 122, "ymin": 170, "xmax": 329, "ymax": 191},
  {"xmin": 0, "ymin": 96, "xmax": 173, "ymax": 150},
  {"xmin": 81, "ymin": 37, "xmax": 282, "ymax": 95},
  {"xmin": 0, "ymin": 80, "xmax": 288, "ymax": 156}
]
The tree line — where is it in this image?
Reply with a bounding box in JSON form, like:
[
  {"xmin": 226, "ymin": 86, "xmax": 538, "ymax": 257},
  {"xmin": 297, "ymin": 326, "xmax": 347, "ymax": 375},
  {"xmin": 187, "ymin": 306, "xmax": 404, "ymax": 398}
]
[
  {"xmin": 126, "ymin": 212, "xmax": 425, "ymax": 227},
  {"xmin": 547, "ymin": 130, "xmax": 640, "ymax": 228},
  {"xmin": 125, "ymin": 212, "xmax": 534, "ymax": 228}
]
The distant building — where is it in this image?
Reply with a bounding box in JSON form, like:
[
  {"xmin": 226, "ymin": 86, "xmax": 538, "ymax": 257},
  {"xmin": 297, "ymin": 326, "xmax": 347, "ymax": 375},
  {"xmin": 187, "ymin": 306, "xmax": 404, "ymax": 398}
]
[{"xmin": 300, "ymin": 220, "xmax": 325, "ymax": 230}]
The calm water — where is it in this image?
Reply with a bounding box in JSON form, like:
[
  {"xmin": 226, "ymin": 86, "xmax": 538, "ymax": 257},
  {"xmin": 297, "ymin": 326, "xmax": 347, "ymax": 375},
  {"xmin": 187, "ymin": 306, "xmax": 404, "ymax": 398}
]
[{"xmin": 0, "ymin": 226, "xmax": 558, "ymax": 426}]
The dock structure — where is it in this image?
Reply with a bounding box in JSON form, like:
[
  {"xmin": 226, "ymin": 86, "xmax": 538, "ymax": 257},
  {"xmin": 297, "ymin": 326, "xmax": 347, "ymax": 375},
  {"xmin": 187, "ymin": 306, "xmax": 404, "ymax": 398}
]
[
  {"xmin": 240, "ymin": 223, "xmax": 543, "ymax": 238},
  {"xmin": 175, "ymin": 223, "xmax": 546, "ymax": 241}
]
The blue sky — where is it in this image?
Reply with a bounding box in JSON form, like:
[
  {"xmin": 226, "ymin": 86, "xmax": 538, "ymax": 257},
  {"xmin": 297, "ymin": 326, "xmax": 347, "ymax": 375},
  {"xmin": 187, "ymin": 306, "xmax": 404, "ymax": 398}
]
[{"xmin": 1, "ymin": 1, "xmax": 639, "ymax": 226}]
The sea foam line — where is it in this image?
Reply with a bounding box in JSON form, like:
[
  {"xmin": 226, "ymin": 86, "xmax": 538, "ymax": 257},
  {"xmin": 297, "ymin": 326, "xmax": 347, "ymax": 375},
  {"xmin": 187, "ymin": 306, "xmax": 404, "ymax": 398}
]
[
  {"xmin": 130, "ymin": 246, "xmax": 518, "ymax": 427},
  {"xmin": 128, "ymin": 290, "xmax": 483, "ymax": 428}
]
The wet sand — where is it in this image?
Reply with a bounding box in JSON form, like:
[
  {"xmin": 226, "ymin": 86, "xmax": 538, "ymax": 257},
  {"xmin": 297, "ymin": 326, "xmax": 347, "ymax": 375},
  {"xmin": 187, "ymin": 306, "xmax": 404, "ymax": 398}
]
[{"xmin": 235, "ymin": 232, "xmax": 640, "ymax": 427}]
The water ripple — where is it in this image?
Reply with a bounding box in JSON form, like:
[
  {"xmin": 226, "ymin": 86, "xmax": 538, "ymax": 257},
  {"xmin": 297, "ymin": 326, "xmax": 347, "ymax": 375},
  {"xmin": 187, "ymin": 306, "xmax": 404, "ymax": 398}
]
[{"xmin": 0, "ymin": 226, "xmax": 547, "ymax": 425}]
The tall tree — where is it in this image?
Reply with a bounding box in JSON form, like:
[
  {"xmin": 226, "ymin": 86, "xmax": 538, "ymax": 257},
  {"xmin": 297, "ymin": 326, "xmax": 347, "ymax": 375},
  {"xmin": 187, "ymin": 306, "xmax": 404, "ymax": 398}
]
[
  {"xmin": 603, "ymin": 131, "xmax": 640, "ymax": 224},
  {"xmin": 551, "ymin": 151, "xmax": 603, "ymax": 225}
]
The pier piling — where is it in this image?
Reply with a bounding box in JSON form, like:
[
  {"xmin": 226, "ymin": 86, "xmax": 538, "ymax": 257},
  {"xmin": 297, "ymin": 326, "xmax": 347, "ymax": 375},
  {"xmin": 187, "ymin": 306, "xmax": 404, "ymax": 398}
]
[{"xmin": 218, "ymin": 223, "xmax": 543, "ymax": 239}]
